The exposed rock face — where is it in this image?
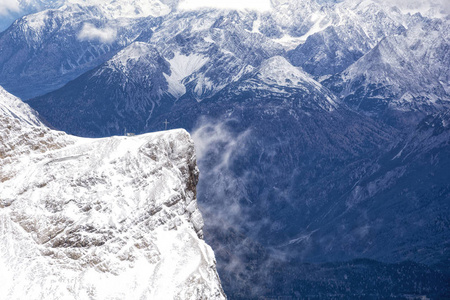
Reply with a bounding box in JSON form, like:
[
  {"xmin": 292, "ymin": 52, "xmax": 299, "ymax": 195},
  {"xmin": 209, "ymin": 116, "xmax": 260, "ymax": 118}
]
[{"xmin": 0, "ymin": 87, "xmax": 225, "ymax": 300}]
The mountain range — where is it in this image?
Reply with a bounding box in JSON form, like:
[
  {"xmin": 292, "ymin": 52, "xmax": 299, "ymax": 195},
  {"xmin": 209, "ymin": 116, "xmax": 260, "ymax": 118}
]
[{"xmin": 0, "ymin": 0, "xmax": 449, "ymax": 298}]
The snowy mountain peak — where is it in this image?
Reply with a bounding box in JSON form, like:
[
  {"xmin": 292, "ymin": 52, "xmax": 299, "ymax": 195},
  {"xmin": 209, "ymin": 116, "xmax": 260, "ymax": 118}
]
[
  {"xmin": 107, "ymin": 42, "xmax": 160, "ymax": 70},
  {"xmin": 256, "ymin": 56, "xmax": 340, "ymax": 110},
  {"xmin": 258, "ymin": 56, "xmax": 319, "ymax": 87},
  {"xmin": 0, "ymin": 91, "xmax": 225, "ymax": 299}
]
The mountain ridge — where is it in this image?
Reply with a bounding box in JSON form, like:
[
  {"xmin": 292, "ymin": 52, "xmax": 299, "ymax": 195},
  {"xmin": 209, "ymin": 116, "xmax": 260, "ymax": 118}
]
[{"xmin": 0, "ymin": 86, "xmax": 226, "ymax": 299}]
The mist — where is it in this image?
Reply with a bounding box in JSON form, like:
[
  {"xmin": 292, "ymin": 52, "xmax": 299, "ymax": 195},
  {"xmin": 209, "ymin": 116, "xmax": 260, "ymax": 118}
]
[
  {"xmin": 77, "ymin": 23, "xmax": 117, "ymax": 44},
  {"xmin": 178, "ymin": 0, "xmax": 272, "ymax": 12},
  {"xmin": 192, "ymin": 117, "xmax": 252, "ymax": 226},
  {"xmin": 0, "ymin": 0, "xmax": 19, "ymax": 16}
]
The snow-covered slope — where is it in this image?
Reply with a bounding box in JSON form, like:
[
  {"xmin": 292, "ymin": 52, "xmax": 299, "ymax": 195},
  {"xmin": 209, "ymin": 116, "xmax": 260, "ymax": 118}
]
[
  {"xmin": 0, "ymin": 88, "xmax": 225, "ymax": 299},
  {"xmin": 0, "ymin": 85, "xmax": 43, "ymax": 126}
]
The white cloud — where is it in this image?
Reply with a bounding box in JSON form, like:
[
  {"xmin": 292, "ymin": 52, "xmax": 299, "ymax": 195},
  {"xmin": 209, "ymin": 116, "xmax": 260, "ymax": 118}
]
[
  {"xmin": 77, "ymin": 23, "xmax": 117, "ymax": 44},
  {"xmin": 0, "ymin": 0, "xmax": 20, "ymax": 16},
  {"xmin": 178, "ymin": 0, "xmax": 272, "ymax": 12},
  {"xmin": 192, "ymin": 118, "xmax": 252, "ymax": 224}
]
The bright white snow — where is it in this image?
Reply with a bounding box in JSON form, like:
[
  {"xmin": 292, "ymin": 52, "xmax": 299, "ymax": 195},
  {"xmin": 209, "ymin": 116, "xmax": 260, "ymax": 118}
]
[
  {"xmin": 0, "ymin": 86, "xmax": 43, "ymax": 126},
  {"xmin": 164, "ymin": 52, "xmax": 209, "ymax": 98}
]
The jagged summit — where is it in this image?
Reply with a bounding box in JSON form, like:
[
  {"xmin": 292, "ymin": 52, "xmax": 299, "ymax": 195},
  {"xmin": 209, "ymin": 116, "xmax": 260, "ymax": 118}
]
[{"xmin": 258, "ymin": 56, "xmax": 319, "ymax": 88}]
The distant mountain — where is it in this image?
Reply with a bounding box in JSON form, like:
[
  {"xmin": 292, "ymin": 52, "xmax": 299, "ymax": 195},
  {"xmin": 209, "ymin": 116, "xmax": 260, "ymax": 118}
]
[
  {"xmin": 325, "ymin": 16, "xmax": 450, "ymax": 123},
  {"xmin": 0, "ymin": 0, "xmax": 173, "ymax": 99},
  {"xmin": 288, "ymin": 0, "xmax": 408, "ymax": 77},
  {"xmin": 0, "ymin": 0, "xmax": 178, "ymax": 32},
  {"xmin": 1, "ymin": 0, "xmax": 435, "ymax": 101},
  {"xmin": 29, "ymin": 48, "xmax": 339, "ymax": 136}
]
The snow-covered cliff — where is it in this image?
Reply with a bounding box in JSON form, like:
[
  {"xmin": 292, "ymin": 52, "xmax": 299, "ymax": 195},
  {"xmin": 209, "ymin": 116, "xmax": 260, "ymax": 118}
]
[{"xmin": 0, "ymin": 87, "xmax": 225, "ymax": 299}]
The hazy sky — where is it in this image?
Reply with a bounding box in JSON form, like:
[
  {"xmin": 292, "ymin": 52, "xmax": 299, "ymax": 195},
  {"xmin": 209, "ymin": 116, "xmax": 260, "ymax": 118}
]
[
  {"xmin": 178, "ymin": 0, "xmax": 272, "ymax": 11},
  {"xmin": 0, "ymin": 0, "xmax": 19, "ymax": 16}
]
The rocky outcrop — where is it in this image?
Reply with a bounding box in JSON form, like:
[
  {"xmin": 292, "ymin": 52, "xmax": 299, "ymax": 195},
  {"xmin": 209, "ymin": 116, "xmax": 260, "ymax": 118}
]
[{"xmin": 0, "ymin": 87, "xmax": 225, "ymax": 299}]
